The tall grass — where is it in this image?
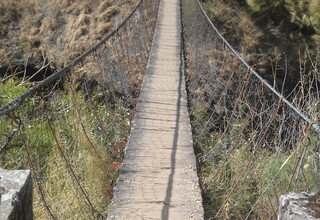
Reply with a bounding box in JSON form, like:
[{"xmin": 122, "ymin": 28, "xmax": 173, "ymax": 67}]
[
  {"xmin": 0, "ymin": 0, "xmax": 138, "ymax": 69},
  {"xmin": 0, "ymin": 77, "xmax": 130, "ymax": 219},
  {"xmin": 0, "ymin": 0, "xmax": 158, "ymax": 218},
  {"xmin": 182, "ymin": 0, "xmax": 320, "ymax": 218}
]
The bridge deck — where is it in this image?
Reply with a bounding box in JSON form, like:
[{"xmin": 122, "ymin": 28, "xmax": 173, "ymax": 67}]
[{"xmin": 107, "ymin": 0, "xmax": 203, "ymax": 219}]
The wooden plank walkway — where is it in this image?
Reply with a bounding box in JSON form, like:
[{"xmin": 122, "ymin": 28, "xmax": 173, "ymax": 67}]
[{"xmin": 107, "ymin": 0, "xmax": 204, "ymax": 219}]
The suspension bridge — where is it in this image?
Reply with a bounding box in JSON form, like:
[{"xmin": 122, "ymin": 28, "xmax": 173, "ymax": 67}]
[
  {"xmin": 107, "ymin": 0, "xmax": 203, "ymax": 218},
  {"xmin": 0, "ymin": 0, "xmax": 319, "ymax": 219}
]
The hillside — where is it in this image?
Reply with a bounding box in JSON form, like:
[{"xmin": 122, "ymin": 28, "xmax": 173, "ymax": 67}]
[
  {"xmin": 187, "ymin": 0, "xmax": 320, "ymax": 218},
  {"xmin": 0, "ymin": 1, "xmax": 154, "ymax": 219},
  {"xmin": 202, "ymin": 0, "xmax": 320, "ymax": 93},
  {"xmin": 0, "ymin": 0, "xmax": 137, "ymax": 75}
]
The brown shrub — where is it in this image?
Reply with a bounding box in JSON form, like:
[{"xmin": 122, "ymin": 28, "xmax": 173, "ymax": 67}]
[
  {"xmin": 0, "ymin": 0, "xmax": 137, "ymax": 69},
  {"xmin": 98, "ymin": 6, "xmax": 119, "ymax": 22}
]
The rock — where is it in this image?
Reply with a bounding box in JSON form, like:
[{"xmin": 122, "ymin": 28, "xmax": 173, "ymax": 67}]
[
  {"xmin": 278, "ymin": 192, "xmax": 320, "ymax": 220},
  {"xmin": 0, "ymin": 169, "xmax": 33, "ymax": 220}
]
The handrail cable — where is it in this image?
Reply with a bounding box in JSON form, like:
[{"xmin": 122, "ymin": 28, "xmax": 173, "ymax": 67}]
[
  {"xmin": 0, "ymin": 0, "xmax": 143, "ymax": 117},
  {"xmin": 195, "ymin": 0, "xmax": 320, "ymax": 133}
]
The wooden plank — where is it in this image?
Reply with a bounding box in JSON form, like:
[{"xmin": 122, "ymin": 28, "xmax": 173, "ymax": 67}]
[{"xmin": 107, "ymin": 0, "xmax": 204, "ymax": 219}]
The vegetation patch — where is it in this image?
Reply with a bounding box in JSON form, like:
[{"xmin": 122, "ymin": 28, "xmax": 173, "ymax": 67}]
[
  {"xmin": 0, "ymin": 0, "xmax": 138, "ymax": 71},
  {"xmin": 0, "ymin": 0, "xmax": 157, "ymax": 218},
  {"xmin": 0, "ymin": 76, "xmax": 132, "ymax": 218},
  {"xmin": 183, "ymin": 0, "xmax": 320, "ymax": 218},
  {"xmin": 201, "ymin": 0, "xmax": 319, "ymax": 93}
]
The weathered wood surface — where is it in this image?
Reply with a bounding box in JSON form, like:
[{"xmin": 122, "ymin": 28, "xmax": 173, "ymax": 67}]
[{"xmin": 107, "ymin": 0, "xmax": 204, "ymax": 219}]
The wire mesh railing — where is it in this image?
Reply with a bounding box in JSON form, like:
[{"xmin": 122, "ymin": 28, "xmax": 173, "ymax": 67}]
[
  {"xmin": 0, "ymin": 0, "xmax": 159, "ymax": 219},
  {"xmin": 182, "ymin": 0, "xmax": 320, "ymax": 218}
]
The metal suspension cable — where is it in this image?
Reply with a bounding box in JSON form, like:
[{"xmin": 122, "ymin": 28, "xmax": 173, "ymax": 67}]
[
  {"xmin": 195, "ymin": 0, "xmax": 320, "ymax": 133},
  {"xmin": 0, "ymin": 0, "xmax": 143, "ymax": 117}
]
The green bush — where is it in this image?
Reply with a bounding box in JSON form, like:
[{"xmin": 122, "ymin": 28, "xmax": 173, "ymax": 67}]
[
  {"xmin": 0, "ymin": 78, "xmax": 30, "ymax": 104},
  {"xmin": 245, "ymin": 0, "xmax": 320, "ymax": 38},
  {"xmin": 245, "ymin": 0, "xmax": 282, "ymax": 12}
]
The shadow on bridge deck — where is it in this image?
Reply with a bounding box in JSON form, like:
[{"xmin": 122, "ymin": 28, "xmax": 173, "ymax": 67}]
[{"xmin": 107, "ymin": 0, "xmax": 203, "ymax": 219}]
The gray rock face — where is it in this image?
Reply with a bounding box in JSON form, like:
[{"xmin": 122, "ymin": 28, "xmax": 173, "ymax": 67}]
[
  {"xmin": 278, "ymin": 192, "xmax": 320, "ymax": 220},
  {"xmin": 0, "ymin": 169, "xmax": 33, "ymax": 220}
]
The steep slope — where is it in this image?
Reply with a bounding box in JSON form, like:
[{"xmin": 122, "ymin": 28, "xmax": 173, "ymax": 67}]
[
  {"xmin": 0, "ymin": 0, "xmax": 137, "ymax": 73},
  {"xmin": 202, "ymin": 0, "xmax": 320, "ymax": 93}
]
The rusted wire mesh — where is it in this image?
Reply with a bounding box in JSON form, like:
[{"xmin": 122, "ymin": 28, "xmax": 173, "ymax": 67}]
[
  {"xmin": 0, "ymin": 0, "xmax": 159, "ymax": 219},
  {"xmin": 182, "ymin": 0, "xmax": 320, "ymax": 219}
]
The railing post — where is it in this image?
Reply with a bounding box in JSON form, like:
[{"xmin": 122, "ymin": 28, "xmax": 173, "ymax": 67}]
[{"xmin": 0, "ymin": 169, "xmax": 33, "ymax": 220}]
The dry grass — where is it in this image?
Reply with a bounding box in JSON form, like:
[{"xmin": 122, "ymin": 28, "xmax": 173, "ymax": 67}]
[
  {"xmin": 0, "ymin": 2, "xmax": 158, "ymax": 218},
  {"xmin": 183, "ymin": 0, "xmax": 320, "ymax": 218},
  {"xmin": 202, "ymin": 0, "xmax": 268, "ymax": 70},
  {"xmin": 98, "ymin": 6, "xmax": 119, "ymax": 22},
  {"xmin": 95, "ymin": 22, "xmax": 113, "ymax": 37},
  {"xmin": 203, "ymin": 0, "xmax": 320, "ymax": 92},
  {"xmin": 0, "ymin": 0, "xmax": 138, "ymax": 70},
  {"xmin": 32, "ymin": 94, "xmax": 115, "ymax": 219}
]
